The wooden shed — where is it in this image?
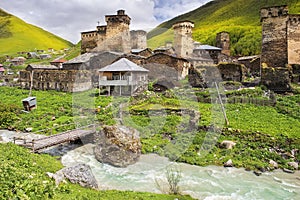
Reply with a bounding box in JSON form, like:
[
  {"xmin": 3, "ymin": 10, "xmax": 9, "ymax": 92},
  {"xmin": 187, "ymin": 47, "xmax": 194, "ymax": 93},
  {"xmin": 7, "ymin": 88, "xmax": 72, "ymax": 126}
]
[{"xmin": 22, "ymin": 97, "xmax": 37, "ymax": 111}]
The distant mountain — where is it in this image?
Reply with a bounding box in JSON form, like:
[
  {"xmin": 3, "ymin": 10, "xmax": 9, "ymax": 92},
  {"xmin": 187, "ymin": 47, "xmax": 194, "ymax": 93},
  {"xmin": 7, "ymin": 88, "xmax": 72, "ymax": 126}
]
[
  {"xmin": 147, "ymin": 0, "xmax": 300, "ymax": 56},
  {"xmin": 0, "ymin": 8, "xmax": 73, "ymax": 55}
]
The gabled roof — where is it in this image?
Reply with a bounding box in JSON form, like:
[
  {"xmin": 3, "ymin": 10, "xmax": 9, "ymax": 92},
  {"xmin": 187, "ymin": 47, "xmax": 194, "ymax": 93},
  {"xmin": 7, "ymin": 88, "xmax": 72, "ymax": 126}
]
[
  {"xmin": 26, "ymin": 64, "xmax": 58, "ymax": 70},
  {"xmin": 195, "ymin": 45, "xmax": 222, "ymax": 51},
  {"xmin": 65, "ymin": 53, "xmax": 99, "ymax": 64},
  {"xmin": 51, "ymin": 58, "xmax": 67, "ymax": 63},
  {"xmin": 99, "ymin": 58, "xmax": 148, "ymax": 72}
]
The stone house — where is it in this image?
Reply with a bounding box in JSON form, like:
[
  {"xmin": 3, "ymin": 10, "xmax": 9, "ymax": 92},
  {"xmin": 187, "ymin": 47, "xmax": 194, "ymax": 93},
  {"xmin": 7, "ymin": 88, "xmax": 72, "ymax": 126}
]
[
  {"xmin": 217, "ymin": 63, "xmax": 247, "ymax": 82},
  {"xmin": 63, "ymin": 51, "xmax": 123, "ymax": 86},
  {"xmin": 131, "ymin": 48, "xmax": 153, "ymax": 57},
  {"xmin": 19, "ymin": 64, "xmax": 92, "ymax": 92},
  {"xmin": 98, "ymin": 58, "xmax": 148, "ymax": 96},
  {"xmin": 153, "ymin": 47, "xmax": 176, "ymax": 55},
  {"xmin": 10, "ymin": 57, "xmax": 26, "ymax": 66},
  {"xmin": 143, "ymin": 53, "xmax": 191, "ymax": 81},
  {"xmin": 238, "ymin": 55, "xmax": 261, "ymax": 77}
]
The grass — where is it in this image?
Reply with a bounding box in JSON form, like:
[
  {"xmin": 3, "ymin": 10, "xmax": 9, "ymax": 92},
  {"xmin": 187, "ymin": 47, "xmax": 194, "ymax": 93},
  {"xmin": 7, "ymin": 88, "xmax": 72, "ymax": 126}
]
[
  {"xmin": 1, "ymin": 86, "xmax": 299, "ymax": 172},
  {"xmin": 0, "ymin": 143, "xmax": 194, "ymax": 200}
]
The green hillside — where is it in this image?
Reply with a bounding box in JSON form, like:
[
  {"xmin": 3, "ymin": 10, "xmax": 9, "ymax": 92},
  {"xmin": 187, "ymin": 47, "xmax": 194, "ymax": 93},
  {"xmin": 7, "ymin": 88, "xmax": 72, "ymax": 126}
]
[
  {"xmin": 0, "ymin": 8, "xmax": 73, "ymax": 56},
  {"xmin": 147, "ymin": 0, "xmax": 300, "ymax": 56}
]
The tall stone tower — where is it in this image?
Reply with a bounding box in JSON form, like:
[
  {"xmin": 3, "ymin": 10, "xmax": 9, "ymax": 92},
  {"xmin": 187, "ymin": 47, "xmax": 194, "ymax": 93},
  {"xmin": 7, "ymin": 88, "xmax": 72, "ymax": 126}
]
[
  {"xmin": 260, "ymin": 5, "xmax": 291, "ymax": 92},
  {"xmin": 104, "ymin": 10, "xmax": 131, "ymax": 53},
  {"xmin": 288, "ymin": 15, "xmax": 300, "ymax": 64},
  {"xmin": 260, "ymin": 5, "xmax": 289, "ymax": 68},
  {"xmin": 130, "ymin": 30, "xmax": 147, "ymax": 49},
  {"xmin": 173, "ymin": 21, "xmax": 194, "ymax": 58},
  {"xmin": 216, "ymin": 31, "xmax": 230, "ymax": 56}
]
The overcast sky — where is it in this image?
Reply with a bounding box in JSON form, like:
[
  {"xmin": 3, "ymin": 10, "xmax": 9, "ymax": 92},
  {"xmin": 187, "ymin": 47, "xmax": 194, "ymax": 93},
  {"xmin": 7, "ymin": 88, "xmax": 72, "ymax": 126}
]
[{"xmin": 0, "ymin": 0, "xmax": 210, "ymax": 44}]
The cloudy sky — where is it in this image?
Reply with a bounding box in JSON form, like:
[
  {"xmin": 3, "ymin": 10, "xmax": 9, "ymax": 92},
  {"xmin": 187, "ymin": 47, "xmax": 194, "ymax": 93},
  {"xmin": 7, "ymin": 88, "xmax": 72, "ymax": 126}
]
[{"xmin": 0, "ymin": 0, "xmax": 210, "ymax": 43}]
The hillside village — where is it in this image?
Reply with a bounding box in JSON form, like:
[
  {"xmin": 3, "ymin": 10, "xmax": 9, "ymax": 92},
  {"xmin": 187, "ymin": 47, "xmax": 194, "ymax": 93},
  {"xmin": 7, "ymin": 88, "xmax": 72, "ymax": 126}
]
[{"xmin": 0, "ymin": 6, "xmax": 299, "ymax": 94}]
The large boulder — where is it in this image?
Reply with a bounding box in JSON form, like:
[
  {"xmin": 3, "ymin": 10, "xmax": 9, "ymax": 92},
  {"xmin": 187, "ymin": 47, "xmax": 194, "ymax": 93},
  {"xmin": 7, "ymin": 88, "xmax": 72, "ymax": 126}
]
[
  {"xmin": 220, "ymin": 140, "xmax": 236, "ymax": 149},
  {"xmin": 288, "ymin": 162, "xmax": 299, "ymax": 170},
  {"xmin": 94, "ymin": 125, "xmax": 141, "ymax": 167},
  {"xmin": 47, "ymin": 164, "xmax": 98, "ymax": 189}
]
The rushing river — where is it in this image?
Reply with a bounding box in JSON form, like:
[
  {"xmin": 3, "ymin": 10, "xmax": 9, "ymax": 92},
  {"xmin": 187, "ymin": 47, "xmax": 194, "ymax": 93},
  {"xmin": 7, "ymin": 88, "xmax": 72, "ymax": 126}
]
[
  {"xmin": 61, "ymin": 144, "xmax": 300, "ymax": 200},
  {"xmin": 1, "ymin": 130, "xmax": 300, "ymax": 199}
]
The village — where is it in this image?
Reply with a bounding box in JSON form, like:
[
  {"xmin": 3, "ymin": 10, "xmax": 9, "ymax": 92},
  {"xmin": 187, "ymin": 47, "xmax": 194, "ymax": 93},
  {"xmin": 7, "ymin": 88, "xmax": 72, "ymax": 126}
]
[
  {"xmin": 0, "ymin": 4, "xmax": 300, "ymax": 200},
  {"xmin": 0, "ymin": 6, "xmax": 298, "ymax": 95}
]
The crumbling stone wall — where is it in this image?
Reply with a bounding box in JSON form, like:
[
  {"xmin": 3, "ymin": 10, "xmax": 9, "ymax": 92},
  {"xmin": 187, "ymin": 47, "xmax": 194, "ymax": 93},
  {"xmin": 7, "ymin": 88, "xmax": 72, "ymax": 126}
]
[
  {"xmin": 291, "ymin": 64, "xmax": 300, "ymax": 83},
  {"xmin": 144, "ymin": 53, "xmax": 191, "ymax": 80},
  {"xmin": 260, "ymin": 63, "xmax": 292, "ymax": 92},
  {"xmin": 19, "ymin": 70, "xmax": 92, "ymax": 92},
  {"xmin": 217, "ymin": 63, "xmax": 246, "ymax": 82}
]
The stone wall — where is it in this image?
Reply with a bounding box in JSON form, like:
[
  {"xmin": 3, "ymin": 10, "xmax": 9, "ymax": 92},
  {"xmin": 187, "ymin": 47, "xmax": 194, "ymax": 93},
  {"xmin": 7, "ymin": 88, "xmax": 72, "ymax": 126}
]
[
  {"xmin": 19, "ymin": 70, "xmax": 92, "ymax": 92},
  {"xmin": 261, "ymin": 64, "xmax": 292, "ymax": 92},
  {"xmin": 288, "ymin": 15, "xmax": 300, "ymax": 65},
  {"xmin": 144, "ymin": 53, "xmax": 191, "ymax": 80},
  {"xmin": 217, "ymin": 63, "xmax": 246, "ymax": 82},
  {"xmin": 291, "ymin": 64, "xmax": 300, "ymax": 83}
]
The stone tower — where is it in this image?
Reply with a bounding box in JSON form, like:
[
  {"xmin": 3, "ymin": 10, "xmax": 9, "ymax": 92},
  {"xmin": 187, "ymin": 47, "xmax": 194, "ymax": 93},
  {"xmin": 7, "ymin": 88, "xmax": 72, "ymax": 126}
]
[
  {"xmin": 130, "ymin": 30, "xmax": 147, "ymax": 49},
  {"xmin": 260, "ymin": 5, "xmax": 291, "ymax": 92},
  {"xmin": 216, "ymin": 31, "xmax": 230, "ymax": 56},
  {"xmin": 288, "ymin": 15, "xmax": 300, "ymax": 64},
  {"xmin": 260, "ymin": 5, "xmax": 289, "ymax": 68},
  {"xmin": 104, "ymin": 10, "xmax": 131, "ymax": 53},
  {"xmin": 173, "ymin": 21, "xmax": 194, "ymax": 58}
]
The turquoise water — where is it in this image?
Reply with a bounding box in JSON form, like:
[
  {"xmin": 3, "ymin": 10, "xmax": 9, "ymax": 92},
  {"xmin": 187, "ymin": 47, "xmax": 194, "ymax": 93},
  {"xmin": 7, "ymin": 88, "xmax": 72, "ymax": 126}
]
[{"xmin": 61, "ymin": 144, "xmax": 300, "ymax": 200}]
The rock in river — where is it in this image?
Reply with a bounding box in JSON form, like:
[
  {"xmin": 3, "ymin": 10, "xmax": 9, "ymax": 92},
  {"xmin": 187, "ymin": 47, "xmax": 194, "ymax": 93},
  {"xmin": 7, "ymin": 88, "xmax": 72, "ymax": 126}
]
[
  {"xmin": 94, "ymin": 125, "xmax": 142, "ymax": 167},
  {"xmin": 47, "ymin": 164, "xmax": 98, "ymax": 189}
]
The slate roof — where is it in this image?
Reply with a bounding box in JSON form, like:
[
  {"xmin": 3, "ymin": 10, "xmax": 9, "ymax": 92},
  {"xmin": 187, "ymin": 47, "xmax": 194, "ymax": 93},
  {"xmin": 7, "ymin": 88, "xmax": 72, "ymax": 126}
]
[
  {"xmin": 26, "ymin": 64, "xmax": 58, "ymax": 70},
  {"xmin": 195, "ymin": 45, "xmax": 222, "ymax": 51},
  {"xmin": 65, "ymin": 53, "xmax": 99, "ymax": 64},
  {"xmin": 99, "ymin": 58, "xmax": 148, "ymax": 72}
]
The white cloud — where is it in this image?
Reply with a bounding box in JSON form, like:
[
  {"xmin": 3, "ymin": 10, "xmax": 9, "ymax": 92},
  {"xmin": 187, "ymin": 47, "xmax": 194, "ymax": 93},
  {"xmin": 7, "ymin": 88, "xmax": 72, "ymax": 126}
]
[{"xmin": 0, "ymin": 0, "xmax": 210, "ymax": 43}]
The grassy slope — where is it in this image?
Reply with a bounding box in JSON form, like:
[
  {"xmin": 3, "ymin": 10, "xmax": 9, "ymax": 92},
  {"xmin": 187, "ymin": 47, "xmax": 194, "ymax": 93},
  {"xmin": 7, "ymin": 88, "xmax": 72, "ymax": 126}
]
[
  {"xmin": 147, "ymin": 0, "xmax": 300, "ymax": 56},
  {"xmin": 0, "ymin": 9, "xmax": 73, "ymax": 56}
]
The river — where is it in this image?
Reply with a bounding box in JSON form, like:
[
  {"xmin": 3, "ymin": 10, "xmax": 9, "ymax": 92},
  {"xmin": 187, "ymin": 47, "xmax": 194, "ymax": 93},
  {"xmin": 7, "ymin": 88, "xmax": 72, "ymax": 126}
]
[
  {"xmin": 61, "ymin": 144, "xmax": 300, "ymax": 200},
  {"xmin": 1, "ymin": 130, "xmax": 300, "ymax": 199}
]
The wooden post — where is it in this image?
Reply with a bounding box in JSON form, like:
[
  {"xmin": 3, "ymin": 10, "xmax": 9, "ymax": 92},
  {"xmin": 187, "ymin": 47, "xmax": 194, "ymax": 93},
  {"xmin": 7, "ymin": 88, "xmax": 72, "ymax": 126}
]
[
  {"xmin": 32, "ymin": 139, "xmax": 35, "ymax": 152},
  {"xmin": 214, "ymin": 82, "xmax": 229, "ymax": 126}
]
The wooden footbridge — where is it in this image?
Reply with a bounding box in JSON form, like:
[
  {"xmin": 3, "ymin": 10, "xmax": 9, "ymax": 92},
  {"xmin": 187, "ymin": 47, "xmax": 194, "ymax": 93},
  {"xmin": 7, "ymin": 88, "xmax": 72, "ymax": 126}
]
[{"xmin": 14, "ymin": 124, "xmax": 96, "ymax": 152}]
